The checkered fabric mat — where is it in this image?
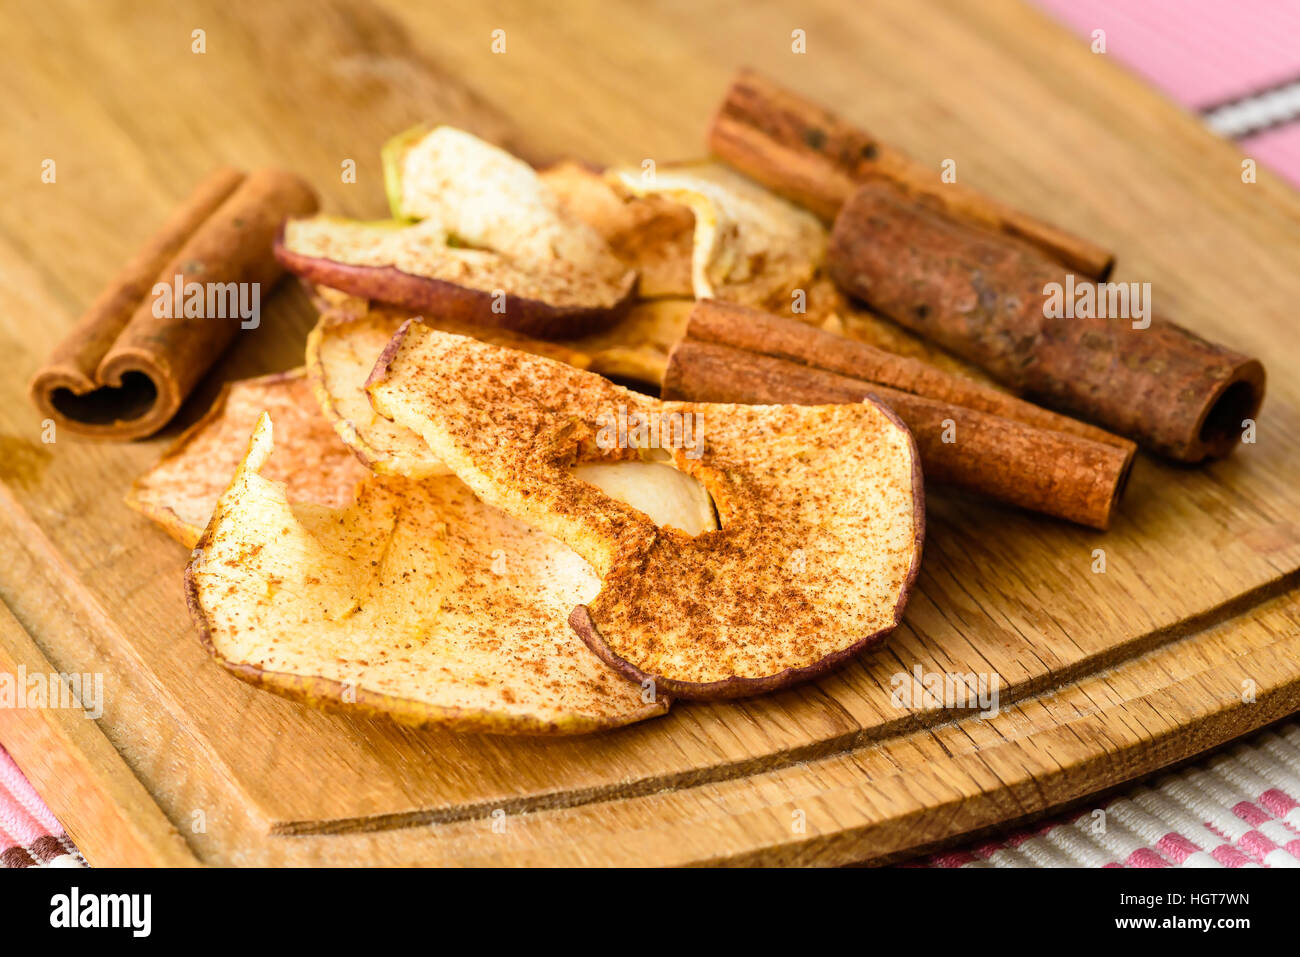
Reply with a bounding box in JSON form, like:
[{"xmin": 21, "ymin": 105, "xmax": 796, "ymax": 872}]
[
  {"xmin": 0, "ymin": 747, "xmax": 85, "ymax": 868},
  {"xmin": 917, "ymin": 723, "xmax": 1300, "ymax": 868},
  {"xmin": 3, "ymin": 0, "xmax": 1299, "ymax": 868}
]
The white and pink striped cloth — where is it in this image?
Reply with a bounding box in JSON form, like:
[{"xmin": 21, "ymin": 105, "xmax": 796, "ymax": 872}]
[
  {"xmin": 921, "ymin": 724, "xmax": 1300, "ymax": 868},
  {"xmin": 3, "ymin": 0, "xmax": 1300, "ymax": 869},
  {"xmin": 0, "ymin": 747, "xmax": 84, "ymax": 868},
  {"xmin": 1035, "ymin": 0, "xmax": 1300, "ymax": 185}
]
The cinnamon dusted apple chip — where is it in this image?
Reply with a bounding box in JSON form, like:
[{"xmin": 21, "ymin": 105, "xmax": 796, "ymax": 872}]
[
  {"xmin": 612, "ymin": 161, "xmax": 825, "ymax": 312},
  {"xmin": 185, "ymin": 414, "xmax": 670, "ymax": 735},
  {"xmin": 306, "ymin": 308, "xmax": 450, "ymax": 478},
  {"xmin": 127, "ymin": 369, "xmax": 368, "ymax": 547},
  {"xmin": 315, "ymin": 311, "xmax": 718, "ymax": 535},
  {"xmin": 367, "ymin": 323, "xmax": 924, "ymax": 700},
  {"xmin": 276, "ymin": 127, "xmax": 636, "ymax": 339},
  {"xmin": 306, "ymin": 302, "xmax": 590, "ymax": 476}
]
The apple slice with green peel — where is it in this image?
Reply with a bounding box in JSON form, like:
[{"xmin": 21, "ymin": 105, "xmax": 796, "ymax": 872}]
[
  {"xmin": 383, "ymin": 126, "xmax": 572, "ymax": 253},
  {"xmin": 380, "ymin": 123, "xmax": 431, "ymax": 222},
  {"xmin": 276, "ymin": 127, "xmax": 637, "ymax": 339},
  {"xmin": 366, "ymin": 321, "xmax": 925, "ymax": 700}
]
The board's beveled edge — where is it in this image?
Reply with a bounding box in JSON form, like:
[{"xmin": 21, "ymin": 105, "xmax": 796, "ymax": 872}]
[
  {"xmin": 405, "ymin": 588, "xmax": 1300, "ymax": 866},
  {"xmin": 0, "ymin": 600, "xmax": 198, "ymax": 867}
]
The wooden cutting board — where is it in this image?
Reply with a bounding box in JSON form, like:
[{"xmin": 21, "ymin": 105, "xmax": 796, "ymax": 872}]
[{"xmin": 3, "ymin": 0, "xmax": 1300, "ymax": 867}]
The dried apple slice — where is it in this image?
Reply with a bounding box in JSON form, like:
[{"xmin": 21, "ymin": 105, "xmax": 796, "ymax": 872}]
[
  {"xmin": 127, "ymin": 369, "xmax": 368, "ymax": 547},
  {"xmin": 611, "ymin": 161, "xmax": 825, "ymax": 311},
  {"xmin": 185, "ymin": 414, "xmax": 670, "ymax": 735},
  {"xmin": 306, "ymin": 306, "xmax": 449, "ymax": 478},
  {"xmin": 367, "ymin": 322, "xmax": 924, "ymax": 699},
  {"xmin": 572, "ymin": 461, "xmax": 715, "ymax": 535},
  {"xmin": 604, "ymin": 162, "xmax": 992, "ymax": 382},
  {"xmin": 557, "ymin": 298, "xmax": 694, "ymax": 385},
  {"xmin": 308, "ymin": 305, "xmax": 719, "ymax": 535},
  {"xmin": 306, "ymin": 301, "xmax": 590, "ymax": 476},
  {"xmin": 380, "ymin": 123, "xmax": 431, "ymax": 223},
  {"xmin": 539, "ymin": 161, "xmax": 695, "ymax": 299},
  {"xmin": 277, "ymin": 127, "xmax": 636, "ymax": 339}
]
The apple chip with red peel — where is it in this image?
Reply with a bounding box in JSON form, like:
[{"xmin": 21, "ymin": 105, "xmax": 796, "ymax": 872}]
[
  {"xmin": 184, "ymin": 414, "xmax": 671, "ymax": 735},
  {"xmin": 276, "ymin": 128, "xmax": 637, "ymax": 339},
  {"xmin": 127, "ymin": 369, "xmax": 369, "ymax": 548},
  {"xmin": 367, "ymin": 322, "xmax": 925, "ymax": 700}
]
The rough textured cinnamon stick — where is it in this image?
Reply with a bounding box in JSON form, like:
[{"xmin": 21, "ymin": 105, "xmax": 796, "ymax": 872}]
[
  {"xmin": 664, "ymin": 340, "xmax": 1133, "ymax": 530},
  {"xmin": 686, "ymin": 299, "xmax": 1132, "ymax": 451},
  {"xmin": 827, "ymin": 182, "xmax": 1266, "ymax": 462},
  {"xmin": 708, "ymin": 68, "xmax": 1115, "ymax": 279},
  {"xmin": 30, "ymin": 168, "xmax": 318, "ymax": 440}
]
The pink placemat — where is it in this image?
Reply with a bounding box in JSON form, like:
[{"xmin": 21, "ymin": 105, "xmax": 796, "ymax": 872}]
[
  {"xmin": 916, "ymin": 723, "xmax": 1300, "ymax": 868},
  {"xmin": 1035, "ymin": 0, "xmax": 1300, "ymax": 108},
  {"xmin": 4, "ymin": 0, "xmax": 1300, "ymax": 869},
  {"xmin": 1034, "ymin": 0, "xmax": 1300, "ymax": 186},
  {"xmin": 0, "ymin": 746, "xmax": 84, "ymax": 868}
]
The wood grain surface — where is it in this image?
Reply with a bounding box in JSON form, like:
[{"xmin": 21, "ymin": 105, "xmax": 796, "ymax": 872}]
[{"xmin": 1, "ymin": 0, "xmax": 1298, "ymax": 866}]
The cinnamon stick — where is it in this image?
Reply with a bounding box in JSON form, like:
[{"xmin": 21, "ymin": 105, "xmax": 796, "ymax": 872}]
[
  {"xmin": 664, "ymin": 339, "xmax": 1134, "ymax": 530},
  {"xmin": 827, "ymin": 182, "xmax": 1266, "ymax": 462},
  {"xmin": 707, "ymin": 68, "xmax": 1115, "ymax": 279},
  {"xmin": 29, "ymin": 168, "xmax": 318, "ymax": 440},
  {"xmin": 686, "ymin": 299, "xmax": 1132, "ymax": 451}
]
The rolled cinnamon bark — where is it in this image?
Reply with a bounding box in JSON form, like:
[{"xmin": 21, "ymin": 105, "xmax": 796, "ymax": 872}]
[
  {"xmin": 708, "ymin": 69, "xmax": 1115, "ymax": 279},
  {"xmin": 827, "ymin": 183, "xmax": 1266, "ymax": 462},
  {"xmin": 29, "ymin": 168, "xmax": 318, "ymax": 440},
  {"xmin": 664, "ymin": 339, "xmax": 1134, "ymax": 530},
  {"xmin": 686, "ymin": 299, "xmax": 1132, "ymax": 451}
]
